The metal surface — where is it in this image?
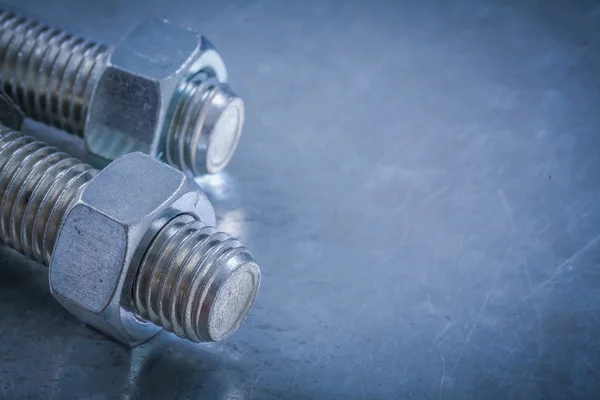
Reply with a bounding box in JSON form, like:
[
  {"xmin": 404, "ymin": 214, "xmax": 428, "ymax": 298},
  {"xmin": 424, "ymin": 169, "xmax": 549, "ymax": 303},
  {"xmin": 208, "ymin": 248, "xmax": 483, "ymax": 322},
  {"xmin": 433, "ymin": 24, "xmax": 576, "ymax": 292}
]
[
  {"xmin": 0, "ymin": 9, "xmax": 244, "ymax": 175},
  {"xmin": 1, "ymin": 0, "xmax": 600, "ymax": 398},
  {"xmin": 0, "ymin": 126, "xmax": 260, "ymax": 346}
]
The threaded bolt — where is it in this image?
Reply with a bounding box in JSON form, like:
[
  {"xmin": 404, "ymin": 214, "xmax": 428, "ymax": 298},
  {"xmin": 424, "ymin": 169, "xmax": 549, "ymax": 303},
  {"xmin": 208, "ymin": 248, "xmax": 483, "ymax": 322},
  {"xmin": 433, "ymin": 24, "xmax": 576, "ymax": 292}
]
[
  {"xmin": 134, "ymin": 214, "xmax": 259, "ymax": 342},
  {"xmin": 0, "ymin": 10, "xmax": 108, "ymax": 134},
  {"xmin": 0, "ymin": 9, "xmax": 244, "ymax": 175},
  {"xmin": 0, "ymin": 124, "xmax": 260, "ymax": 343}
]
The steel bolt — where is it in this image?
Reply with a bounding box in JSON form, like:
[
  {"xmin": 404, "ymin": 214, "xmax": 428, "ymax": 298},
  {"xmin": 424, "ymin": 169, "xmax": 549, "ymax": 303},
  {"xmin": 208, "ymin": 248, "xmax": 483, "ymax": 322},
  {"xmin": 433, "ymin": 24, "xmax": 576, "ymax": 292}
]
[
  {"xmin": 0, "ymin": 8, "xmax": 245, "ymax": 175},
  {"xmin": 0, "ymin": 123, "xmax": 260, "ymax": 345}
]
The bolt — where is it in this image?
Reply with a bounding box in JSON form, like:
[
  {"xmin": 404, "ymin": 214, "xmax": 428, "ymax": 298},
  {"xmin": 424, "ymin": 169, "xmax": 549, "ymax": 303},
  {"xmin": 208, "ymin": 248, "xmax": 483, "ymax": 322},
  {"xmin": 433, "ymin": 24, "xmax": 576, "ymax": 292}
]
[
  {"xmin": 0, "ymin": 122, "xmax": 260, "ymax": 345},
  {"xmin": 0, "ymin": 8, "xmax": 244, "ymax": 175}
]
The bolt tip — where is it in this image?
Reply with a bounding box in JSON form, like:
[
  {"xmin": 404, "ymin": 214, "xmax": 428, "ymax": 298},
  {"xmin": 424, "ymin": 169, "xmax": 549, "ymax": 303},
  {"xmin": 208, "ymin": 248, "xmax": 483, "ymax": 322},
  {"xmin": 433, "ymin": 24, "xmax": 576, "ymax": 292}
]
[
  {"xmin": 205, "ymin": 89, "xmax": 244, "ymax": 174},
  {"xmin": 205, "ymin": 257, "xmax": 260, "ymax": 341}
]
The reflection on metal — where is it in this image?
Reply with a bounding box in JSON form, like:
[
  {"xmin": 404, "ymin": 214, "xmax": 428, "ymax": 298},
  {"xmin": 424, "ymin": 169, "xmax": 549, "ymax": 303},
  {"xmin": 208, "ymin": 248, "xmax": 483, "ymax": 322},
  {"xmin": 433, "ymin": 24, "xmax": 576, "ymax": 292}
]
[
  {"xmin": 47, "ymin": 332, "xmax": 252, "ymax": 399},
  {"xmin": 219, "ymin": 208, "xmax": 248, "ymax": 241},
  {"xmin": 196, "ymin": 172, "xmax": 249, "ymax": 241},
  {"xmin": 196, "ymin": 171, "xmax": 236, "ymax": 201},
  {"xmin": 124, "ymin": 336, "xmax": 252, "ymax": 400}
]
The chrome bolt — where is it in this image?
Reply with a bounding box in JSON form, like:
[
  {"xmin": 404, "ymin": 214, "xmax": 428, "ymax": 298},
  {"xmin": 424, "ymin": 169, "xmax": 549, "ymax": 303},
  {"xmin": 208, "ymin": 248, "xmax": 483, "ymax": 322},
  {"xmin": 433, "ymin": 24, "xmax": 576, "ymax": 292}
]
[
  {"xmin": 0, "ymin": 122, "xmax": 260, "ymax": 345},
  {"xmin": 0, "ymin": 8, "xmax": 245, "ymax": 175}
]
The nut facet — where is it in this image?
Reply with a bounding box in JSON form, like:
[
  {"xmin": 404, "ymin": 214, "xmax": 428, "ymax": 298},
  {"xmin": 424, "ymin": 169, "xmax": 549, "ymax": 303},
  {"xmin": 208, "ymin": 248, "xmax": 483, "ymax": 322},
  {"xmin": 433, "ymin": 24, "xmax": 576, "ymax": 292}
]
[
  {"xmin": 49, "ymin": 152, "xmax": 215, "ymax": 345},
  {"xmin": 84, "ymin": 18, "xmax": 228, "ymax": 166}
]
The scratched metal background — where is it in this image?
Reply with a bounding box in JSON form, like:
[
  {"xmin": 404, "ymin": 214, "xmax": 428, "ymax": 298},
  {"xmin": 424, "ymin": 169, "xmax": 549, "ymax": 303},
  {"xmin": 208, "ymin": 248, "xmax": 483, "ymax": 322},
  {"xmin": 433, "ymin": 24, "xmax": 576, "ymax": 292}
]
[{"xmin": 1, "ymin": 0, "xmax": 600, "ymax": 399}]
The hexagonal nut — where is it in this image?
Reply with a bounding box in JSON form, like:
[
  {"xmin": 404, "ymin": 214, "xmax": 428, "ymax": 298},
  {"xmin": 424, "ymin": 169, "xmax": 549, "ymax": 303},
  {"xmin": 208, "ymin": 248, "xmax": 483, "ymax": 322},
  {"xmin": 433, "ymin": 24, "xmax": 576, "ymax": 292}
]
[
  {"xmin": 84, "ymin": 18, "xmax": 228, "ymax": 162},
  {"xmin": 49, "ymin": 152, "xmax": 216, "ymax": 346}
]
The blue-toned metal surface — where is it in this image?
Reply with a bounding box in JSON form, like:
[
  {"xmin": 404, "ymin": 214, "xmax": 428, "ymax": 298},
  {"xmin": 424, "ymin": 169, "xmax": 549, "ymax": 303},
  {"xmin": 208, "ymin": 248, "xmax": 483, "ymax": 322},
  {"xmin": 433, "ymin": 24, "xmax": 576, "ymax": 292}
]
[{"xmin": 1, "ymin": 1, "xmax": 600, "ymax": 399}]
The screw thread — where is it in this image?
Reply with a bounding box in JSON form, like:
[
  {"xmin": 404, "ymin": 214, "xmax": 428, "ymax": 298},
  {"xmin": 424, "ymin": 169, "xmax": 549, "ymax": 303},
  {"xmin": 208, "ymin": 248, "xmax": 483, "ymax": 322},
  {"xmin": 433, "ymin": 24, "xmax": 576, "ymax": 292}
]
[
  {"xmin": 0, "ymin": 125, "xmax": 97, "ymax": 265},
  {"xmin": 0, "ymin": 9, "xmax": 108, "ymax": 134},
  {"xmin": 134, "ymin": 214, "xmax": 260, "ymax": 342}
]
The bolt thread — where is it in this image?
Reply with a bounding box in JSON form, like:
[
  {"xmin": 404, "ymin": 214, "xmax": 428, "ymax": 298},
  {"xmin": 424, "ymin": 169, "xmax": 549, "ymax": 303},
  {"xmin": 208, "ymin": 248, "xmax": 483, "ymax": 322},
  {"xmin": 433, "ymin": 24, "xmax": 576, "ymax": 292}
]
[
  {"xmin": 166, "ymin": 75, "xmax": 213, "ymax": 175},
  {"xmin": 134, "ymin": 214, "xmax": 260, "ymax": 342},
  {"xmin": 0, "ymin": 125, "xmax": 97, "ymax": 265},
  {"xmin": 0, "ymin": 9, "xmax": 108, "ymax": 134}
]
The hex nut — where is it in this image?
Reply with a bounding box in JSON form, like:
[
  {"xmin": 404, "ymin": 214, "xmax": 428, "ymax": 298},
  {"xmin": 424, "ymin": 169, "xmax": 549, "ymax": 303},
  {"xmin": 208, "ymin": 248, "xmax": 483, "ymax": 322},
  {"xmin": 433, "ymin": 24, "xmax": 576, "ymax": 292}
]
[
  {"xmin": 49, "ymin": 152, "xmax": 216, "ymax": 346},
  {"xmin": 84, "ymin": 18, "xmax": 228, "ymax": 163}
]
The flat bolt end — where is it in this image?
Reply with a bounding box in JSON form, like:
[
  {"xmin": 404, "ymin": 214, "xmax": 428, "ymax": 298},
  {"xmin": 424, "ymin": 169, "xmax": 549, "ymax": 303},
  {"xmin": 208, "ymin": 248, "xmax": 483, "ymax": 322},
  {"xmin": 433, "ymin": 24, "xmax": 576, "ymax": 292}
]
[
  {"xmin": 167, "ymin": 78, "xmax": 245, "ymax": 176},
  {"xmin": 206, "ymin": 255, "xmax": 260, "ymax": 341},
  {"xmin": 204, "ymin": 85, "xmax": 245, "ymax": 174}
]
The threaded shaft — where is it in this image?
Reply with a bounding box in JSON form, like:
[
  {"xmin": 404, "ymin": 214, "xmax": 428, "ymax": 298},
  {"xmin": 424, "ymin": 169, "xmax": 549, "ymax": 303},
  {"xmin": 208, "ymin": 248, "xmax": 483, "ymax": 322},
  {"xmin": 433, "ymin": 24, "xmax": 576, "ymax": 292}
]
[
  {"xmin": 134, "ymin": 214, "xmax": 260, "ymax": 342},
  {"xmin": 0, "ymin": 9, "xmax": 108, "ymax": 134},
  {"xmin": 0, "ymin": 125, "xmax": 97, "ymax": 265}
]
